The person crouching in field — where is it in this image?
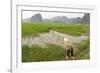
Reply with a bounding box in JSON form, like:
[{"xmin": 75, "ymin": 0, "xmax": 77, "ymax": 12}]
[
  {"xmin": 66, "ymin": 46, "xmax": 75, "ymax": 60},
  {"xmin": 64, "ymin": 38, "xmax": 75, "ymax": 60},
  {"xmin": 66, "ymin": 46, "xmax": 76, "ymax": 60}
]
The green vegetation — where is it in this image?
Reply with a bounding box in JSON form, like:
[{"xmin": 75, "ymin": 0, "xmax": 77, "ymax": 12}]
[
  {"xmin": 22, "ymin": 39, "xmax": 90, "ymax": 62},
  {"xmin": 76, "ymin": 48, "xmax": 90, "ymax": 59},
  {"xmin": 22, "ymin": 44, "xmax": 66, "ymax": 62},
  {"xmin": 22, "ymin": 22, "xmax": 90, "ymax": 62},
  {"xmin": 22, "ymin": 22, "xmax": 88, "ymax": 37},
  {"xmin": 74, "ymin": 39, "xmax": 90, "ymax": 59}
]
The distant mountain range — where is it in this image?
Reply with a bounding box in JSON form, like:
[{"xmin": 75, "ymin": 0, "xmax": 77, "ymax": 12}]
[{"xmin": 23, "ymin": 13, "xmax": 90, "ymax": 24}]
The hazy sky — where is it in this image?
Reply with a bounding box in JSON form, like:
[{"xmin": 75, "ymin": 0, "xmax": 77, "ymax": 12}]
[{"xmin": 22, "ymin": 11, "xmax": 85, "ymax": 19}]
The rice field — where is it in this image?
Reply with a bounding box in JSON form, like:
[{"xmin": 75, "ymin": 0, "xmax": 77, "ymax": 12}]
[{"xmin": 22, "ymin": 22, "xmax": 89, "ymax": 37}]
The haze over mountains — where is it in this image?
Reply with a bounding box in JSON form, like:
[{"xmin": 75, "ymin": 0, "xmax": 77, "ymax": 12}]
[{"xmin": 23, "ymin": 13, "xmax": 90, "ymax": 24}]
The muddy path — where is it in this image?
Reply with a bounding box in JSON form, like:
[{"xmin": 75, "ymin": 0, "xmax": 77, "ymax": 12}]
[{"xmin": 22, "ymin": 31, "xmax": 88, "ymax": 48}]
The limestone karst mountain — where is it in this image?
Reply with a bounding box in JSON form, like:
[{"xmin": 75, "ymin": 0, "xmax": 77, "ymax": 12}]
[
  {"xmin": 81, "ymin": 13, "xmax": 90, "ymax": 24},
  {"xmin": 31, "ymin": 13, "xmax": 43, "ymax": 22}
]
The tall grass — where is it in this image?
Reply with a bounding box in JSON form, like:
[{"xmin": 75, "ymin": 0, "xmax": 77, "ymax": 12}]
[
  {"xmin": 22, "ymin": 39, "xmax": 90, "ymax": 62},
  {"xmin": 22, "ymin": 44, "xmax": 66, "ymax": 62},
  {"xmin": 74, "ymin": 39, "xmax": 90, "ymax": 59}
]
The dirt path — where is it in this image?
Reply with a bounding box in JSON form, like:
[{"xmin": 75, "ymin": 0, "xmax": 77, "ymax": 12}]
[{"xmin": 22, "ymin": 31, "xmax": 88, "ymax": 47}]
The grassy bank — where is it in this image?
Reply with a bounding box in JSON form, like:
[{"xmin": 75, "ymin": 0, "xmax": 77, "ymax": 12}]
[
  {"xmin": 74, "ymin": 39, "xmax": 90, "ymax": 59},
  {"xmin": 22, "ymin": 39, "xmax": 90, "ymax": 62},
  {"xmin": 22, "ymin": 44, "xmax": 66, "ymax": 62}
]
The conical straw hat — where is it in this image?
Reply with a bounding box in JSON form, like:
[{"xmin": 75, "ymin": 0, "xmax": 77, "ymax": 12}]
[{"xmin": 64, "ymin": 38, "xmax": 69, "ymax": 42}]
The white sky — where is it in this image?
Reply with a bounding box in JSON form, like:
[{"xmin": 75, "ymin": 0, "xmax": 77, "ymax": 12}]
[{"xmin": 22, "ymin": 11, "xmax": 85, "ymax": 19}]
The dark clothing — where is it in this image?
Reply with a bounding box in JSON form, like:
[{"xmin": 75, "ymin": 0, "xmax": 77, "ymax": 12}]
[{"xmin": 67, "ymin": 47, "xmax": 74, "ymax": 58}]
